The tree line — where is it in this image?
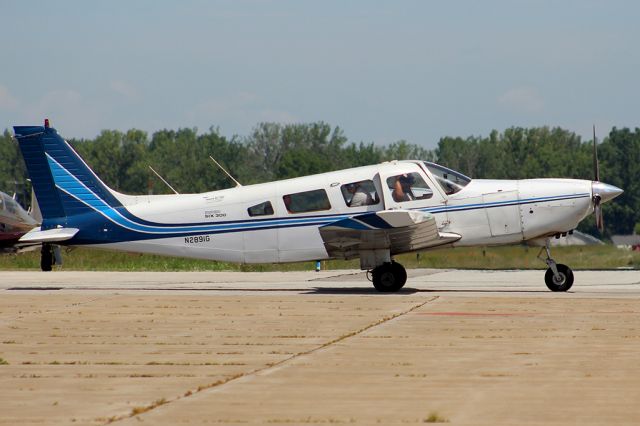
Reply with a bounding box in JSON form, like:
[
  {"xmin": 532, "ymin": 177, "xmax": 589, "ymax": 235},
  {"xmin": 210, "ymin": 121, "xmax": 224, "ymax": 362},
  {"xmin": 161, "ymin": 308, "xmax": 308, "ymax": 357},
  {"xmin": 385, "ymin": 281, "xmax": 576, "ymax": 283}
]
[{"xmin": 1, "ymin": 123, "xmax": 638, "ymax": 237}]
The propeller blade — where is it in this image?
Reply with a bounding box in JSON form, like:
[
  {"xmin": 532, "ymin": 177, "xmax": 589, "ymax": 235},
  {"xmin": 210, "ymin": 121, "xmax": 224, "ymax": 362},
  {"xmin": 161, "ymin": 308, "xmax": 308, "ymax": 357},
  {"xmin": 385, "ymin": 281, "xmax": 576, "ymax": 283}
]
[
  {"xmin": 593, "ymin": 125, "xmax": 603, "ymax": 232},
  {"xmin": 593, "ymin": 125, "xmax": 600, "ymax": 182},
  {"xmin": 595, "ymin": 200, "xmax": 604, "ymax": 231}
]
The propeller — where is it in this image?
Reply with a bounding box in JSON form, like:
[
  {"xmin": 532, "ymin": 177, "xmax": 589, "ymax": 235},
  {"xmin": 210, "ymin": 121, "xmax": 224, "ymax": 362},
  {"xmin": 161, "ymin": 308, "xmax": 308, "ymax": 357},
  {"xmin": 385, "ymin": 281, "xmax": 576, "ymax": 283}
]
[{"xmin": 592, "ymin": 125, "xmax": 604, "ymax": 232}]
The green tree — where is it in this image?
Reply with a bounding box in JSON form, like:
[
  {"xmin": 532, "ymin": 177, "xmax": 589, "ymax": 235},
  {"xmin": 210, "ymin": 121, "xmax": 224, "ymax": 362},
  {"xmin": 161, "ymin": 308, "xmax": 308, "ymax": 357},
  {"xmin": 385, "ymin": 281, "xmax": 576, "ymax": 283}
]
[
  {"xmin": 245, "ymin": 122, "xmax": 351, "ymax": 180},
  {"xmin": 71, "ymin": 129, "xmax": 151, "ymax": 194},
  {"xmin": 435, "ymin": 136, "xmax": 480, "ymax": 177},
  {"xmin": 341, "ymin": 141, "xmax": 383, "ymax": 167},
  {"xmin": 382, "ymin": 140, "xmax": 434, "ymax": 163},
  {"xmin": 597, "ymin": 127, "xmax": 640, "ymax": 235}
]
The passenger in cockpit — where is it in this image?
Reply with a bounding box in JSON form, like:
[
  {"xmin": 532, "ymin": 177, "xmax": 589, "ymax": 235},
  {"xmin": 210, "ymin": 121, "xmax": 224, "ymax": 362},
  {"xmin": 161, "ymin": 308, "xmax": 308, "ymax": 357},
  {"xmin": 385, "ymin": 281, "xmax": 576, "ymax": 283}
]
[{"xmin": 347, "ymin": 182, "xmax": 374, "ymax": 206}]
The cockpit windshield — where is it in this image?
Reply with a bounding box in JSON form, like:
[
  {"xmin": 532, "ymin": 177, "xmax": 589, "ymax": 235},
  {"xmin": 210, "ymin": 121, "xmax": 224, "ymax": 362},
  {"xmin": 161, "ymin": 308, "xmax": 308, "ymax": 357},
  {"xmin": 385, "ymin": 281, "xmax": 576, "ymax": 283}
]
[{"xmin": 423, "ymin": 162, "xmax": 471, "ymax": 195}]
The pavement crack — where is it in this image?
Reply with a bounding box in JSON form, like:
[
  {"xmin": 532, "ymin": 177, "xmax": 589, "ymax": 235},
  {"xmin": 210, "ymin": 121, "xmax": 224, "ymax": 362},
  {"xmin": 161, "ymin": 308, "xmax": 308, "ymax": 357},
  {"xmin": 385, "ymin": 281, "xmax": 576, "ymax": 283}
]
[
  {"xmin": 308, "ymin": 296, "xmax": 439, "ymax": 352},
  {"xmin": 105, "ymin": 296, "xmax": 439, "ymax": 424}
]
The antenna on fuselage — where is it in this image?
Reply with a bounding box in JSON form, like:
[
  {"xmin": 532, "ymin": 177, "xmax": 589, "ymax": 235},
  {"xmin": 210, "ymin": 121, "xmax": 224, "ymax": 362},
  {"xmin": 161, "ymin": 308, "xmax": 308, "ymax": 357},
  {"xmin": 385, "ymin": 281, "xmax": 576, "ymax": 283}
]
[
  {"xmin": 209, "ymin": 156, "xmax": 242, "ymax": 187},
  {"xmin": 148, "ymin": 166, "xmax": 180, "ymax": 195}
]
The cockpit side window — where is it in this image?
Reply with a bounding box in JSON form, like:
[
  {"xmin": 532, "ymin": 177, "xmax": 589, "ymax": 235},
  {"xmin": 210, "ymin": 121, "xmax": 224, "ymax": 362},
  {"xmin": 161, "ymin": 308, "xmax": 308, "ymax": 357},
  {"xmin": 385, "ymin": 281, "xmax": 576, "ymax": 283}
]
[
  {"xmin": 3, "ymin": 197, "xmax": 17, "ymax": 215},
  {"xmin": 248, "ymin": 201, "xmax": 274, "ymax": 217},
  {"xmin": 340, "ymin": 180, "xmax": 380, "ymax": 207},
  {"xmin": 386, "ymin": 173, "xmax": 433, "ymax": 202},
  {"xmin": 423, "ymin": 162, "xmax": 471, "ymax": 195}
]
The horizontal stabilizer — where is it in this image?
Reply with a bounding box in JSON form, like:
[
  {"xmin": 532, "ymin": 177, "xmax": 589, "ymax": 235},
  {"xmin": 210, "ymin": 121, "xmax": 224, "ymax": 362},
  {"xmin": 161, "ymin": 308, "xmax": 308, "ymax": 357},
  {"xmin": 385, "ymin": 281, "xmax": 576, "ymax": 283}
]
[{"xmin": 19, "ymin": 227, "xmax": 79, "ymax": 243}]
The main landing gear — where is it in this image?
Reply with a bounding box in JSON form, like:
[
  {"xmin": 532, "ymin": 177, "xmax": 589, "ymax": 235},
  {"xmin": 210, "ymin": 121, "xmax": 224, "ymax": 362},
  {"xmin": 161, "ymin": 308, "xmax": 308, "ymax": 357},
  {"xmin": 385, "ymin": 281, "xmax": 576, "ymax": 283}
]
[
  {"xmin": 370, "ymin": 261, "xmax": 407, "ymax": 292},
  {"xmin": 40, "ymin": 243, "xmax": 62, "ymax": 272},
  {"xmin": 541, "ymin": 240, "xmax": 574, "ymax": 292},
  {"xmin": 41, "ymin": 243, "xmax": 54, "ymax": 271}
]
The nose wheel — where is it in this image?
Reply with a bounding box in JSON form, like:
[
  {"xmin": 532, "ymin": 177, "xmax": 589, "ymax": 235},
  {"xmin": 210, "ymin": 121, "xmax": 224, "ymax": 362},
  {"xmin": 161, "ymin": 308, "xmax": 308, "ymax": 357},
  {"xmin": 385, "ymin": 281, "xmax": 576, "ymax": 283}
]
[
  {"xmin": 544, "ymin": 263, "xmax": 574, "ymax": 291},
  {"xmin": 371, "ymin": 261, "xmax": 407, "ymax": 292},
  {"xmin": 540, "ymin": 240, "xmax": 574, "ymax": 292}
]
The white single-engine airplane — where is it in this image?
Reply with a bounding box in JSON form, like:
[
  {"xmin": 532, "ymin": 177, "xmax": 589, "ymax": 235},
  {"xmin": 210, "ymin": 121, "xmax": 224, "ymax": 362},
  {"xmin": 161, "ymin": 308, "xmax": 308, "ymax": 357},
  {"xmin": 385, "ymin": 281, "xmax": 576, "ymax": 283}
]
[{"xmin": 14, "ymin": 120, "xmax": 623, "ymax": 292}]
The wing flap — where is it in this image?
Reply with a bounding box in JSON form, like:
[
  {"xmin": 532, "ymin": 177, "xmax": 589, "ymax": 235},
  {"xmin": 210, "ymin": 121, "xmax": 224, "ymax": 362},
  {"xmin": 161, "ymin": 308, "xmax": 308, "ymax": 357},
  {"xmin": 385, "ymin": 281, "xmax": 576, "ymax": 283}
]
[{"xmin": 319, "ymin": 210, "xmax": 460, "ymax": 259}]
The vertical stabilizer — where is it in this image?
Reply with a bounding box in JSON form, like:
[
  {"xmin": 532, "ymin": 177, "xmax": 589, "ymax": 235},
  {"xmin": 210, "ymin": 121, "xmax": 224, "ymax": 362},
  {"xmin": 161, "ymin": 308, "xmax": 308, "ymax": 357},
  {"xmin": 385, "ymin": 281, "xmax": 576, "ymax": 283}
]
[
  {"xmin": 13, "ymin": 125, "xmax": 66, "ymax": 225},
  {"xmin": 13, "ymin": 122, "xmax": 123, "ymax": 228}
]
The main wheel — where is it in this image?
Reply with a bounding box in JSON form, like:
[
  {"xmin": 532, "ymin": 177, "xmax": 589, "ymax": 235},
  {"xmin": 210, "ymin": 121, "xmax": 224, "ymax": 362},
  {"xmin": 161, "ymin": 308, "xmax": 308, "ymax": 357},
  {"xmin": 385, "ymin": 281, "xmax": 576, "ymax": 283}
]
[
  {"xmin": 40, "ymin": 244, "xmax": 53, "ymax": 272},
  {"xmin": 391, "ymin": 262, "xmax": 407, "ymax": 288},
  {"xmin": 372, "ymin": 262, "xmax": 407, "ymax": 292},
  {"xmin": 544, "ymin": 264, "xmax": 574, "ymax": 292}
]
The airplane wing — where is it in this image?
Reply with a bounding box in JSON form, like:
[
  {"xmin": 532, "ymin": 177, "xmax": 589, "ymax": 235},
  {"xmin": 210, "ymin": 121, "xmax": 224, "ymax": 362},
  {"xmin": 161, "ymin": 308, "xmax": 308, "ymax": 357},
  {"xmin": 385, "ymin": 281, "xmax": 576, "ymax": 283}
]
[{"xmin": 319, "ymin": 210, "xmax": 461, "ymax": 260}]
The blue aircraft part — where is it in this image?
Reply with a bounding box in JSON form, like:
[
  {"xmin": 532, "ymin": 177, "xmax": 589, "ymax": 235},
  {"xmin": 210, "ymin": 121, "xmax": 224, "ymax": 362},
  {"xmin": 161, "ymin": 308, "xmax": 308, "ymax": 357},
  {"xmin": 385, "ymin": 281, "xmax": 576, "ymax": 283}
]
[
  {"xmin": 320, "ymin": 217, "xmax": 371, "ymax": 231},
  {"xmin": 13, "ymin": 126, "xmax": 66, "ymax": 226},
  {"xmin": 354, "ymin": 212, "xmax": 393, "ymax": 229},
  {"xmin": 319, "ymin": 212, "xmax": 394, "ymax": 231}
]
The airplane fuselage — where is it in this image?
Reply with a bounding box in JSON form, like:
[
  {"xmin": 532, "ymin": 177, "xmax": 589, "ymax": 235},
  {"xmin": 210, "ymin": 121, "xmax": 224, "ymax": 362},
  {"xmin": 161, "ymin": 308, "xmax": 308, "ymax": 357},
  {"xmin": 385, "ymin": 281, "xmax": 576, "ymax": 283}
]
[{"xmin": 67, "ymin": 160, "xmax": 594, "ymax": 263}]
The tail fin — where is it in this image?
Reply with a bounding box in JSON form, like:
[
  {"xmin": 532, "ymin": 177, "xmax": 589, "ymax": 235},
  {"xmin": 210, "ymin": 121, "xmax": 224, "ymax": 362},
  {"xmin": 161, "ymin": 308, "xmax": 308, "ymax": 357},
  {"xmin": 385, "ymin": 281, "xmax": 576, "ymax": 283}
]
[{"xmin": 13, "ymin": 121, "xmax": 122, "ymax": 226}]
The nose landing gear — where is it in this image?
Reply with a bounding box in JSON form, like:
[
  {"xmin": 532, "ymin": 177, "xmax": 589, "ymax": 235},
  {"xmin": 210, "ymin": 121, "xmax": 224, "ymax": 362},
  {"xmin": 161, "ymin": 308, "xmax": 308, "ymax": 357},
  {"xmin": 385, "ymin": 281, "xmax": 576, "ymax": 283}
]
[{"xmin": 540, "ymin": 240, "xmax": 574, "ymax": 292}]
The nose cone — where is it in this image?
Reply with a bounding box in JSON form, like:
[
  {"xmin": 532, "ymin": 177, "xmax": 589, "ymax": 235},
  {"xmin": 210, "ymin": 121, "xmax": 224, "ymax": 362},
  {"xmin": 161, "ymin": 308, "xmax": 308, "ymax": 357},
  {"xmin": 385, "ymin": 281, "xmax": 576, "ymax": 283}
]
[{"xmin": 592, "ymin": 182, "xmax": 624, "ymax": 203}]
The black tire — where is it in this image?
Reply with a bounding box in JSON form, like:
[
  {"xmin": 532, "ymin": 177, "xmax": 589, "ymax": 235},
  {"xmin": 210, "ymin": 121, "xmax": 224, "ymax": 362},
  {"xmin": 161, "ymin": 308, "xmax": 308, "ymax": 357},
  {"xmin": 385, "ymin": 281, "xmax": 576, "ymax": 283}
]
[
  {"xmin": 391, "ymin": 261, "xmax": 407, "ymax": 287},
  {"xmin": 41, "ymin": 244, "xmax": 53, "ymax": 272},
  {"xmin": 544, "ymin": 264, "xmax": 574, "ymax": 292},
  {"xmin": 372, "ymin": 262, "xmax": 407, "ymax": 292}
]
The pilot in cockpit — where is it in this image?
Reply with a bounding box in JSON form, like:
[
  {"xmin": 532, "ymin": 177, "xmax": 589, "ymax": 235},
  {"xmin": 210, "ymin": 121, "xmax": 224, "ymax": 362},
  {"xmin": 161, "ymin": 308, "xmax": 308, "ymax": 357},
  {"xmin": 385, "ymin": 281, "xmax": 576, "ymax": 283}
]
[{"xmin": 393, "ymin": 174, "xmax": 415, "ymax": 202}]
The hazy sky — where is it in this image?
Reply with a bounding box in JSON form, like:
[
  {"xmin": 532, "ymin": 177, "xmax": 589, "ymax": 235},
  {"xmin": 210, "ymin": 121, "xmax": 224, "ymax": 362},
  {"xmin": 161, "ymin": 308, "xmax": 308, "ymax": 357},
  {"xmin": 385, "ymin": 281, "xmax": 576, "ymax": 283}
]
[{"xmin": 2, "ymin": 0, "xmax": 639, "ymax": 148}]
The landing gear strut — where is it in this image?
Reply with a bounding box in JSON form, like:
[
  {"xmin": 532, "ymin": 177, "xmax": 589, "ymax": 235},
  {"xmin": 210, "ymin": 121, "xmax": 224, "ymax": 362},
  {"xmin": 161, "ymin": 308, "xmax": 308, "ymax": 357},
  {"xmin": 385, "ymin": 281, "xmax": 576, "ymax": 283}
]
[
  {"xmin": 41, "ymin": 243, "xmax": 54, "ymax": 272},
  {"xmin": 371, "ymin": 261, "xmax": 407, "ymax": 292},
  {"xmin": 541, "ymin": 240, "xmax": 574, "ymax": 292}
]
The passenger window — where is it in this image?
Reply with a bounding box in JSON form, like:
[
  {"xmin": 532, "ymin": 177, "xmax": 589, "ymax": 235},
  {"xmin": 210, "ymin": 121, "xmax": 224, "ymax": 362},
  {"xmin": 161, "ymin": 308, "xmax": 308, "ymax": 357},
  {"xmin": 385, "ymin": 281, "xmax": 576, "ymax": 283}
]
[
  {"xmin": 340, "ymin": 180, "xmax": 380, "ymax": 207},
  {"xmin": 283, "ymin": 189, "xmax": 331, "ymax": 213},
  {"xmin": 386, "ymin": 173, "xmax": 433, "ymax": 202},
  {"xmin": 248, "ymin": 201, "xmax": 274, "ymax": 217}
]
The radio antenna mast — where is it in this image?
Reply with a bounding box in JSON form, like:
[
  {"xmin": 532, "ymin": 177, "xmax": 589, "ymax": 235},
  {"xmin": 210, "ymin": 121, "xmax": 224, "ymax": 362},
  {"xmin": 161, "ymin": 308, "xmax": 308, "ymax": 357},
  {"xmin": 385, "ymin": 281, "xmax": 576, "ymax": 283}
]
[
  {"xmin": 148, "ymin": 166, "xmax": 179, "ymax": 194},
  {"xmin": 209, "ymin": 156, "xmax": 242, "ymax": 187}
]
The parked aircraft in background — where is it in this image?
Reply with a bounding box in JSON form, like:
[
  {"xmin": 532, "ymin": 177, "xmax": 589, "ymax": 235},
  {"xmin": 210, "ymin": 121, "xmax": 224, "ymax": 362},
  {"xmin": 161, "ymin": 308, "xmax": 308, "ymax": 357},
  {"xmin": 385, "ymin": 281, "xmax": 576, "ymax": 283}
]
[
  {"xmin": 0, "ymin": 189, "xmax": 41, "ymax": 252},
  {"xmin": 0, "ymin": 192, "xmax": 38, "ymax": 240},
  {"xmin": 13, "ymin": 120, "xmax": 623, "ymax": 291}
]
